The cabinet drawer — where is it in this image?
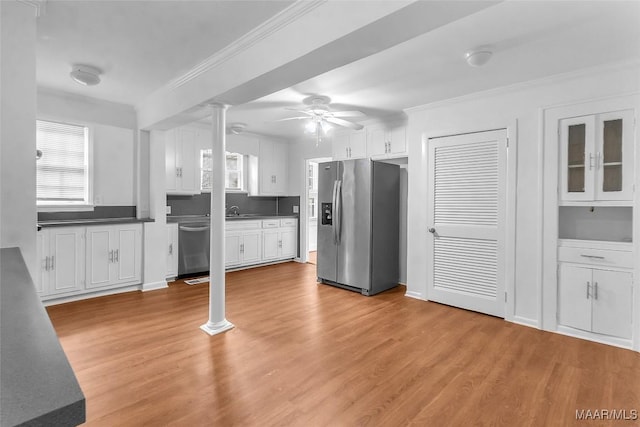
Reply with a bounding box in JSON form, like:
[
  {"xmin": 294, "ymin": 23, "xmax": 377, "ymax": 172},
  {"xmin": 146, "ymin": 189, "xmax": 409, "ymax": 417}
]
[
  {"xmin": 226, "ymin": 220, "xmax": 261, "ymax": 230},
  {"xmin": 280, "ymin": 218, "xmax": 297, "ymax": 227},
  {"xmin": 558, "ymin": 246, "xmax": 633, "ymax": 268},
  {"xmin": 262, "ymin": 220, "xmax": 279, "ymax": 229}
]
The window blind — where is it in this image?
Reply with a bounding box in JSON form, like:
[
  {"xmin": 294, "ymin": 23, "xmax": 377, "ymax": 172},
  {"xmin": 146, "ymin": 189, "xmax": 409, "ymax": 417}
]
[{"xmin": 36, "ymin": 120, "xmax": 88, "ymax": 203}]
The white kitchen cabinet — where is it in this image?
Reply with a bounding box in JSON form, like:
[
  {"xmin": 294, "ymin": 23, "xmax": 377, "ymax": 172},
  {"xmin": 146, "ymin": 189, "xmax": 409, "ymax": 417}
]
[
  {"xmin": 257, "ymin": 139, "xmax": 288, "ymax": 196},
  {"xmin": 166, "ymin": 223, "xmax": 179, "ymax": 280},
  {"xmin": 559, "ymin": 110, "xmax": 634, "ymax": 204},
  {"xmin": 558, "ymin": 265, "xmax": 633, "ymax": 339},
  {"xmin": 86, "ymin": 223, "xmax": 142, "ymax": 289},
  {"xmin": 225, "ymin": 229, "xmax": 262, "ymax": 267},
  {"xmin": 367, "ymin": 125, "xmax": 406, "ymax": 158},
  {"xmin": 557, "ymin": 239, "xmax": 633, "ymax": 341},
  {"xmin": 332, "ymin": 130, "xmax": 366, "ymax": 160},
  {"xmin": 262, "ymin": 219, "xmax": 297, "ymax": 261},
  {"xmin": 225, "ymin": 220, "xmax": 262, "ymax": 268},
  {"xmin": 37, "ymin": 227, "xmax": 85, "ymax": 296},
  {"xmin": 166, "ymin": 127, "xmax": 200, "ymax": 195}
]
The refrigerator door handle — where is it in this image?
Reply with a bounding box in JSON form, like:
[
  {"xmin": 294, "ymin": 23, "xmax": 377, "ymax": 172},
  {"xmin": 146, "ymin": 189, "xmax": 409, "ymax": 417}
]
[
  {"xmin": 335, "ymin": 180, "xmax": 342, "ymax": 243},
  {"xmin": 332, "ymin": 180, "xmax": 339, "ymax": 243}
]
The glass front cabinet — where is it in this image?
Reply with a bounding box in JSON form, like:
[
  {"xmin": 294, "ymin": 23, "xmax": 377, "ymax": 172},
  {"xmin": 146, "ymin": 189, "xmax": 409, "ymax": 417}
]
[{"xmin": 559, "ymin": 109, "xmax": 634, "ymax": 203}]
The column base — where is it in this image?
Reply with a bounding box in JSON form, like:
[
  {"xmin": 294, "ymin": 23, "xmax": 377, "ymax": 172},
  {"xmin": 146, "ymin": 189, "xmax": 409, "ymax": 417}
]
[{"xmin": 200, "ymin": 319, "xmax": 234, "ymax": 336}]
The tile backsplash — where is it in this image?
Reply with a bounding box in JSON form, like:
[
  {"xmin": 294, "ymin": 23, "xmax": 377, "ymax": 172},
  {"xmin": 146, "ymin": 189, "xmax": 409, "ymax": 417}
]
[{"xmin": 167, "ymin": 193, "xmax": 299, "ymax": 217}]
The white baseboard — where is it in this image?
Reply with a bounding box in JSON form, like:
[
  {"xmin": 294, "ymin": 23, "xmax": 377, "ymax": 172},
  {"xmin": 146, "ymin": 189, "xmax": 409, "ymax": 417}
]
[
  {"xmin": 142, "ymin": 280, "xmax": 168, "ymax": 292},
  {"xmin": 43, "ymin": 284, "xmax": 141, "ymax": 306},
  {"xmin": 512, "ymin": 316, "xmax": 540, "ymax": 329},
  {"xmin": 404, "ymin": 290, "xmax": 426, "ymax": 300}
]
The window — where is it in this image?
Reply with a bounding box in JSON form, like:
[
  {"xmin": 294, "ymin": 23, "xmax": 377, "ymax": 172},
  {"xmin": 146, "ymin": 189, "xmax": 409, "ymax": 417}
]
[
  {"xmin": 36, "ymin": 120, "xmax": 90, "ymax": 207},
  {"xmin": 200, "ymin": 150, "xmax": 244, "ymax": 191}
]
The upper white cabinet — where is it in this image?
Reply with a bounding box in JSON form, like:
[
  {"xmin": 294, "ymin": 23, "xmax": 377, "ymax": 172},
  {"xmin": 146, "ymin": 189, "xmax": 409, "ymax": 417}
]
[
  {"xmin": 37, "ymin": 227, "xmax": 85, "ymax": 296},
  {"xmin": 332, "ymin": 130, "xmax": 366, "ymax": 160},
  {"xmin": 367, "ymin": 125, "xmax": 406, "ymax": 158},
  {"xmin": 166, "ymin": 127, "xmax": 200, "ymax": 195},
  {"xmin": 256, "ymin": 139, "xmax": 289, "ymax": 196},
  {"xmin": 559, "ymin": 110, "xmax": 634, "ymax": 204}
]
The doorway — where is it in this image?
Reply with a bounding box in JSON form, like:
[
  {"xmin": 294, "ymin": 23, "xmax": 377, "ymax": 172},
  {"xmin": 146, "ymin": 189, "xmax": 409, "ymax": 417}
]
[{"xmin": 305, "ymin": 157, "xmax": 330, "ymax": 265}]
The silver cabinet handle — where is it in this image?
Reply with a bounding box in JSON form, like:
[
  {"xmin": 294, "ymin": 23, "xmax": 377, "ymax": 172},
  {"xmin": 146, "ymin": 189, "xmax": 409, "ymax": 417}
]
[
  {"xmin": 597, "ymin": 152, "xmax": 602, "ymax": 169},
  {"xmin": 44, "ymin": 256, "xmax": 50, "ymax": 271},
  {"xmin": 50, "ymin": 255, "xmax": 54, "ymax": 270},
  {"xmin": 169, "ymin": 243, "xmax": 173, "ymax": 255},
  {"xmin": 115, "ymin": 249, "xmax": 119, "ymax": 262},
  {"xmin": 586, "ymin": 281, "xmax": 590, "ymax": 299},
  {"xmin": 109, "ymin": 250, "xmax": 114, "ymax": 263},
  {"xmin": 589, "ymin": 153, "xmax": 595, "ymax": 170},
  {"xmin": 594, "ymin": 282, "xmax": 598, "ymax": 300},
  {"xmin": 240, "ymin": 243, "xmax": 244, "ymax": 253},
  {"xmin": 580, "ymin": 254, "xmax": 605, "ymax": 259},
  {"xmin": 428, "ymin": 227, "xmax": 436, "ymax": 234}
]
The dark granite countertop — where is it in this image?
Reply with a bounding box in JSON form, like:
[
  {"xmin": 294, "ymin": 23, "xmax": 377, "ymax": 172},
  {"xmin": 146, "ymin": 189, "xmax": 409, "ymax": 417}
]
[
  {"xmin": 38, "ymin": 217, "xmax": 154, "ymax": 228},
  {"xmin": 0, "ymin": 247, "xmax": 85, "ymax": 426},
  {"xmin": 167, "ymin": 214, "xmax": 298, "ymax": 223}
]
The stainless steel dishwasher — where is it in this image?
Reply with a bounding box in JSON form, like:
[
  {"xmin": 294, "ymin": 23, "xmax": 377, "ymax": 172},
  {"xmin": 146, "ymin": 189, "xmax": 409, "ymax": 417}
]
[{"xmin": 178, "ymin": 221, "xmax": 210, "ymax": 277}]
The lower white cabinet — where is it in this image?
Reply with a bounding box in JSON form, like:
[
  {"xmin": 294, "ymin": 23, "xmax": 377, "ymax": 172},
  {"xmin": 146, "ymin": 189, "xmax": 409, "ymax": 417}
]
[
  {"xmin": 558, "ymin": 265, "xmax": 633, "ymax": 339},
  {"xmin": 37, "ymin": 227, "xmax": 85, "ymax": 296},
  {"xmin": 225, "ymin": 218, "xmax": 297, "ymax": 269},
  {"xmin": 557, "ymin": 239, "xmax": 634, "ymax": 342},
  {"xmin": 86, "ymin": 224, "xmax": 142, "ymax": 289},
  {"xmin": 37, "ymin": 223, "xmax": 143, "ymax": 301},
  {"xmin": 226, "ymin": 229, "xmax": 262, "ymax": 267},
  {"xmin": 166, "ymin": 223, "xmax": 179, "ymax": 279}
]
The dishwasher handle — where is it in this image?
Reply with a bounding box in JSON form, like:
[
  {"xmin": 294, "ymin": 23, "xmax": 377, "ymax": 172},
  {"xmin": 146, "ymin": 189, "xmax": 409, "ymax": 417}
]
[{"xmin": 179, "ymin": 225, "xmax": 210, "ymax": 232}]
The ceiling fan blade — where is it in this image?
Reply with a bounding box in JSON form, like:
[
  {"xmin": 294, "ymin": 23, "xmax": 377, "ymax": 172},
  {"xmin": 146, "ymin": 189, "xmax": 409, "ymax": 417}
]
[
  {"xmin": 326, "ymin": 117, "xmax": 364, "ymax": 130},
  {"xmin": 284, "ymin": 108, "xmax": 313, "ymax": 116},
  {"xmin": 274, "ymin": 116, "xmax": 309, "ymax": 122},
  {"xmin": 330, "ymin": 110, "xmax": 366, "ymax": 118}
]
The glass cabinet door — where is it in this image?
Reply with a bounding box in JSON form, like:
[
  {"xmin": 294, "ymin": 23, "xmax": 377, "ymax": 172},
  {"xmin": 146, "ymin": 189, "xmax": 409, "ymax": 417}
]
[
  {"xmin": 567, "ymin": 123, "xmax": 586, "ymax": 193},
  {"xmin": 560, "ymin": 115, "xmax": 594, "ymax": 201},
  {"xmin": 596, "ymin": 110, "xmax": 633, "ymax": 201}
]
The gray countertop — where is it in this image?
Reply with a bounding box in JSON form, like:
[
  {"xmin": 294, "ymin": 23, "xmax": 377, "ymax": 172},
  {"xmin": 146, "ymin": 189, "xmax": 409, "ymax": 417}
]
[
  {"xmin": 38, "ymin": 217, "xmax": 154, "ymax": 228},
  {"xmin": 0, "ymin": 247, "xmax": 85, "ymax": 426},
  {"xmin": 167, "ymin": 214, "xmax": 298, "ymax": 223}
]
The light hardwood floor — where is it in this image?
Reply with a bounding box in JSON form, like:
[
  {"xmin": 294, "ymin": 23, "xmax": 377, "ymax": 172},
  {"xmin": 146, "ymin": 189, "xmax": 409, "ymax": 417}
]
[{"xmin": 47, "ymin": 261, "xmax": 640, "ymax": 426}]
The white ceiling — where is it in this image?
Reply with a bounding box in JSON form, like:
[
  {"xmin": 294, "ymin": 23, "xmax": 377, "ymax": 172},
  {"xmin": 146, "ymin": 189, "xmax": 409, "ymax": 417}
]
[
  {"xmin": 36, "ymin": 0, "xmax": 294, "ymax": 105},
  {"xmin": 36, "ymin": 1, "xmax": 640, "ymax": 142}
]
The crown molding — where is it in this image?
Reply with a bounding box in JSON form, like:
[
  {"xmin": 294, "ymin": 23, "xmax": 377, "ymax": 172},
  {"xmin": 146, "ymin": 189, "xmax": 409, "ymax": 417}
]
[
  {"xmin": 405, "ymin": 58, "xmax": 640, "ymax": 115},
  {"xmin": 166, "ymin": 0, "xmax": 326, "ymax": 91},
  {"xmin": 17, "ymin": 0, "xmax": 46, "ymax": 17}
]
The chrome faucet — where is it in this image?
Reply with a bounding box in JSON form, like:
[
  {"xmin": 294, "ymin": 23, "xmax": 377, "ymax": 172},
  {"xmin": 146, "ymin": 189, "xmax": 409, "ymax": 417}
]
[{"xmin": 226, "ymin": 205, "xmax": 240, "ymax": 216}]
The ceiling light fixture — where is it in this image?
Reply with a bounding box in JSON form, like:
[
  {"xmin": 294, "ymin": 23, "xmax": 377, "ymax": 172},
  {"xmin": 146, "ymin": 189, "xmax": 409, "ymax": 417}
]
[
  {"xmin": 305, "ymin": 117, "xmax": 332, "ymax": 146},
  {"xmin": 70, "ymin": 64, "xmax": 102, "ymax": 86},
  {"xmin": 465, "ymin": 49, "xmax": 493, "ymax": 67}
]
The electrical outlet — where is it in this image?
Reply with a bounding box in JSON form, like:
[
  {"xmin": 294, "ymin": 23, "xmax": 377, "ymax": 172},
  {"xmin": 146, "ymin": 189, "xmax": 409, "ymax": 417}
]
[
  {"xmin": 166, "ymin": 206, "xmax": 171, "ymax": 214},
  {"xmin": 94, "ymin": 195, "xmax": 102, "ymax": 205},
  {"xmin": 293, "ymin": 205, "xmax": 299, "ymax": 213}
]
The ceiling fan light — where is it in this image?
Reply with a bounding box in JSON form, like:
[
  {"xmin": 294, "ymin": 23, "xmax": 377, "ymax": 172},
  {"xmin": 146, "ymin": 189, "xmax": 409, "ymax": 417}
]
[
  {"xmin": 305, "ymin": 120, "xmax": 318, "ymax": 134},
  {"xmin": 465, "ymin": 50, "xmax": 492, "ymax": 67},
  {"xmin": 70, "ymin": 64, "xmax": 102, "ymax": 86},
  {"xmin": 320, "ymin": 121, "xmax": 332, "ymax": 134}
]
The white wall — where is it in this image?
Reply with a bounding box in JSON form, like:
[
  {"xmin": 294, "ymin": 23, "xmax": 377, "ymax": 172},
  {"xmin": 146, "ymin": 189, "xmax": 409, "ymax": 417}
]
[
  {"xmin": 406, "ymin": 61, "xmax": 640, "ymax": 325},
  {"xmin": 37, "ymin": 89, "xmax": 137, "ymax": 207},
  {"xmin": 1, "ymin": 2, "xmax": 38, "ymax": 277}
]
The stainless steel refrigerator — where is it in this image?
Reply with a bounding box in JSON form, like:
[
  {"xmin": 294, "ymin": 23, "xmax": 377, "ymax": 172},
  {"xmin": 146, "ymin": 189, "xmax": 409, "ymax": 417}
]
[{"xmin": 317, "ymin": 159, "xmax": 399, "ymax": 296}]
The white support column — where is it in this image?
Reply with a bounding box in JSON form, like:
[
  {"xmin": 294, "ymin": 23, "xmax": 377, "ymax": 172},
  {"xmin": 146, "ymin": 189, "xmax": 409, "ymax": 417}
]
[{"xmin": 200, "ymin": 103, "xmax": 234, "ymax": 336}]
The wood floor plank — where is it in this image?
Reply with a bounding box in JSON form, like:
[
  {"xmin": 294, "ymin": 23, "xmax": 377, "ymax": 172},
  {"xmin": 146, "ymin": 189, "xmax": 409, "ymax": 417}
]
[{"xmin": 45, "ymin": 261, "xmax": 640, "ymax": 426}]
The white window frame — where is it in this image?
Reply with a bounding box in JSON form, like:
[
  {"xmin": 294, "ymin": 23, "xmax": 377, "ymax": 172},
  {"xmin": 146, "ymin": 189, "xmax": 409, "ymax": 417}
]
[
  {"xmin": 36, "ymin": 118, "xmax": 94, "ymax": 212},
  {"xmin": 200, "ymin": 150, "xmax": 247, "ymax": 193}
]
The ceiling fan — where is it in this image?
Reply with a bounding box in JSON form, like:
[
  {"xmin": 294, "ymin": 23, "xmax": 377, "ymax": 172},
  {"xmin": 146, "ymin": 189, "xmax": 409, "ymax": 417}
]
[{"xmin": 276, "ymin": 95, "xmax": 366, "ymax": 143}]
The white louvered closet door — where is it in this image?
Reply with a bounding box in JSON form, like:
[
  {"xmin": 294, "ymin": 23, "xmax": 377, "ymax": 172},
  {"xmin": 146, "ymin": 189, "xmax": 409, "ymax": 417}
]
[{"xmin": 427, "ymin": 129, "xmax": 507, "ymax": 317}]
